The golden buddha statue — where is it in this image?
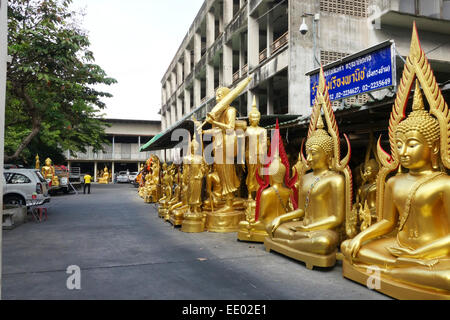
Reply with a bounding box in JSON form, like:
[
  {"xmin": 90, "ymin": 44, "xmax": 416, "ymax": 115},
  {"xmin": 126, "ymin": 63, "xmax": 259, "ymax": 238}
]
[
  {"xmin": 341, "ymin": 24, "xmax": 450, "ymax": 299},
  {"xmin": 98, "ymin": 166, "xmax": 110, "ymax": 184},
  {"xmin": 158, "ymin": 163, "xmax": 173, "ymax": 218},
  {"xmin": 203, "ymin": 164, "xmax": 225, "ymax": 211},
  {"xmin": 169, "ymin": 165, "xmax": 189, "ymax": 227},
  {"xmin": 181, "ymin": 138, "xmax": 208, "ymax": 233},
  {"xmin": 164, "ymin": 165, "xmax": 180, "ymax": 221},
  {"xmin": 246, "ymin": 97, "xmax": 267, "ymax": 200},
  {"xmin": 238, "ymin": 122, "xmax": 297, "ymax": 243},
  {"xmin": 35, "ymin": 154, "xmax": 40, "ymax": 170},
  {"xmin": 198, "ymin": 78, "xmax": 251, "ymax": 232},
  {"xmin": 355, "ymin": 143, "xmax": 380, "ymax": 232},
  {"xmin": 144, "ymin": 156, "xmax": 161, "ymax": 203},
  {"xmin": 264, "ymin": 68, "xmax": 354, "ymax": 270},
  {"xmin": 41, "ymin": 158, "xmax": 60, "ymax": 187}
]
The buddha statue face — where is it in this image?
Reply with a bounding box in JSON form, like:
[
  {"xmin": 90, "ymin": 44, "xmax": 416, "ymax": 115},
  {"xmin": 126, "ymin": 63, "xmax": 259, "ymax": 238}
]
[
  {"xmin": 216, "ymin": 87, "xmax": 230, "ymax": 103},
  {"xmin": 396, "ymin": 130, "xmax": 435, "ymax": 171},
  {"xmin": 306, "ymin": 145, "xmax": 330, "ymax": 171},
  {"xmin": 395, "ymin": 83, "xmax": 440, "ymax": 171},
  {"xmin": 45, "ymin": 158, "xmax": 52, "ymax": 166},
  {"xmin": 362, "ymin": 159, "xmax": 379, "ymax": 182}
]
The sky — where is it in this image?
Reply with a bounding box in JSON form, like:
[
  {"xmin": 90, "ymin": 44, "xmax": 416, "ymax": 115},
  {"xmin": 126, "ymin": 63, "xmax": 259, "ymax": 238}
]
[{"xmin": 71, "ymin": 0, "xmax": 205, "ymax": 121}]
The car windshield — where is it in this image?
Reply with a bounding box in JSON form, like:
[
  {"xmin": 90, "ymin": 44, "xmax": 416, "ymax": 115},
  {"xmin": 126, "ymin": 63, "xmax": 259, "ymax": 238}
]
[{"xmin": 119, "ymin": 172, "xmax": 127, "ymax": 176}]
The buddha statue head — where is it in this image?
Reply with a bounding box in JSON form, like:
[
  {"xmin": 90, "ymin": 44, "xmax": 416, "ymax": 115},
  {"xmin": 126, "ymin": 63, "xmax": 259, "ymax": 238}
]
[
  {"xmin": 268, "ymin": 155, "xmax": 287, "ymax": 185},
  {"xmin": 305, "ymin": 116, "xmax": 334, "ymax": 171},
  {"xmin": 362, "ymin": 159, "xmax": 379, "ymax": 183},
  {"xmin": 45, "ymin": 158, "xmax": 52, "ymax": 167},
  {"xmin": 216, "ymin": 87, "xmax": 231, "ymax": 103},
  {"xmin": 395, "ymin": 81, "xmax": 440, "ymax": 171},
  {"xmin": 249, "ymin": 97, "xmax": 261, "ymax": 127}
]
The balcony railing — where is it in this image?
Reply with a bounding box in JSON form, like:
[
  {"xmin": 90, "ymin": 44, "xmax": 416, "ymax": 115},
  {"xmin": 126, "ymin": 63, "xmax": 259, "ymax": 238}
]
[
  {"xmin": 259, "ymin": 48, "xmax": 267, "ymax": 63},
  {"xmin": 271, "ymin": 31, "xmax": 289, "ymax": 55}
]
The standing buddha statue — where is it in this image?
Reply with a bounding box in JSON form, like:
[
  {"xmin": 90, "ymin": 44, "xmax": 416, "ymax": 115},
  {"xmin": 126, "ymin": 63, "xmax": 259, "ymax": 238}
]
[
  {"xmin": 35, "ymin": 154, "xmax": 40, "ymax": 170},
  {"xmin": 181, "ymin": 138, "xmax": 208, "ymax": 233},
  {"xmin": 245, "ymin": 97, "xmax": 268, "ymax": 201},
  {"xmin": 264, "ymin": 67, "xmax": 354, "ymax": 270},
  {"xmin": 199, "ymin": 78, "xmax": 251, "ymax": 232},
  {"xmin": 341, "ymin": 24, "xmax": 450, "ymax": 299}
]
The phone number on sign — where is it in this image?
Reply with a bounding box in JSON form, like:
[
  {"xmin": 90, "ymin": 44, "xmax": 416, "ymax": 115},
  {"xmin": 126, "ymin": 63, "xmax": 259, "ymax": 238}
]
[{"xmin": 362, "ymin": 78, "xmax": 391, "ymax": 91}]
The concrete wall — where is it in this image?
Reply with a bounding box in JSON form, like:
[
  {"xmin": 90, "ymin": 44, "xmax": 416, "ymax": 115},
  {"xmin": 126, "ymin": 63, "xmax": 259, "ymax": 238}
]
[{"xmin": 104, "ymin": 120, "xmax": 161, "ymax": 137}]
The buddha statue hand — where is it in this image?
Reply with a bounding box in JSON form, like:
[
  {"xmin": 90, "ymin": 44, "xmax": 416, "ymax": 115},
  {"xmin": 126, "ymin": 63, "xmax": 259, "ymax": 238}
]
[
  {"xmin": 343, "ymin": 234, "xmax": 364, "ymax": 259},
  {"xmin": 270, "ymin": 217, "xmax": 282, "ymax": 237}
]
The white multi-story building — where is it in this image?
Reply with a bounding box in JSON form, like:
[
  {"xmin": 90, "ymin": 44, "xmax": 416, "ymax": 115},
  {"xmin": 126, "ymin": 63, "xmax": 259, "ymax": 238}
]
[{"xmin": 145, "ymin": 0, "xmax": 450, "ymax": 161}]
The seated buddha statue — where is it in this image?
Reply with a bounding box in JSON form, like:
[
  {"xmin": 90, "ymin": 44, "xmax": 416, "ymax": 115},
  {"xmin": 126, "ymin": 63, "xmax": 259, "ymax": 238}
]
[
  {"xmin": 341, "ymin": 79, "xmax": 450, "ymax": 298},
  {"xmin": 164, "ymin": 166, "xmax": 181, "ymax": 221},
  {"xmin": 98, "ymin": 167, "xmax": 110, "ymax": 184},
  {"xmin": 265, "ymin": 68, "xmax": 353, "ymax": 270},
  {"xmin": 202, "ymin": 163, "xmax": 225, "ymax": 211},
  {"xmin": 238, "ymin": 155, "xmax": 294, "ymax": 243},
  {"xmin": 169, "ymin": 167, "xmax": 189, "ymax": 227},
  {"xmin": 356, "ymin": 158, "xmax": 379, "ymax": 231},
  {"xmin": 41, "ymin": 157, "xmax": 60, "ymax": 187}
]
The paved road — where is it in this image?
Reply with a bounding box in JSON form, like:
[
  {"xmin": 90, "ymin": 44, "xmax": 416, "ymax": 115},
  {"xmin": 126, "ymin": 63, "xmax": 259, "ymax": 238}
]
[{"xmin": 2, "ymin": 184, "xmax": 389, "ymax": 300}]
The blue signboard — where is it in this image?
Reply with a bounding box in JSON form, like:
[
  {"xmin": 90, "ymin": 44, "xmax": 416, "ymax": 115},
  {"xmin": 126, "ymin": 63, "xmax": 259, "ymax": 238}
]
[{"xmin": 309, "ymin": 43, "xmax": 396, "ymax": 106}]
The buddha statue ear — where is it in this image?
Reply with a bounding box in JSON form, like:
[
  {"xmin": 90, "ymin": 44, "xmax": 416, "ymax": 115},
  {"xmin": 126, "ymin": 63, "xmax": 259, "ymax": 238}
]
[{"xmin": 431, "ymin": 141, "xmax": 440, "ymax": 170}]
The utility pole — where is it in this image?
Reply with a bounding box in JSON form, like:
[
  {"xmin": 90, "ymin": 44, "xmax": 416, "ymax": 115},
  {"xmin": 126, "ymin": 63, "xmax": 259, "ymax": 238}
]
[{"xmin": 0, "ymin": 0, "xmax": 8, "ymax": 301}]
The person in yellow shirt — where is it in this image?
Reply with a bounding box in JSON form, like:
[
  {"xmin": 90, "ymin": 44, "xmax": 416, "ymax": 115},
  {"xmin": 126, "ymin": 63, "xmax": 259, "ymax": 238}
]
[{"xmin": 83, "ymin": 174, "xmax": 92, "ymax": 194}]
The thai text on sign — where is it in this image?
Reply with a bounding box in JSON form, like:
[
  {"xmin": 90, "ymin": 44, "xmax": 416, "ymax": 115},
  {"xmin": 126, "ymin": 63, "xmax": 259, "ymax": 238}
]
[{"xmin": 309, "ymin": 43, "xmax": 396, "ymax": 106}]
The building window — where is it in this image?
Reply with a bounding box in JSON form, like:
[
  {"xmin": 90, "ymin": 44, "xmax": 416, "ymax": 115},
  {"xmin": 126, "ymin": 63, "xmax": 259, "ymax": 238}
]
[{"xmin": 320, "ymin": 0, "xmax": 368, "ymax": 18}]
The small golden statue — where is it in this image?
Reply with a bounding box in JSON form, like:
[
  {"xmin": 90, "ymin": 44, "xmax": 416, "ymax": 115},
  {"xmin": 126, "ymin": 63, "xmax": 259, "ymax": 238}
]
[
  {"xmin": 203, "ymin": 164, "xmax": 225, "ymax": 211},
  {"xmin": 181, "ymin": 138, "xmax": 208, "ymax": 233},
  {"xmin": 245, "ymin": 97, "xmax": 268, "ymax": 200},
  {"xmin": 168, "ymin": 165, "xmax": 189, "ymax": 227},
  {"xmin": 144, "ymin": 156, "xmax": 161, "ymax": 203},
  {"xmin": 238, "ymin": 121, "xmax": 297, "ymax": 243},
  {"xmin": 35, "ymin": 154, "xmax": 40, "ymax": 170},
  {"xmin": 158, "ymin": 163, "xmax": 173, "ymax": 218},
  {"xmin": 41, "ymin": 158, "xmax": 60, "ymax": 187},
  {"xmin": 264, "ymin": 67, "xmax": 354, "ymax": 270},
  {"xmin": 354, "ymin": 133, "xmax": 380, "ymax": 232},
  {"xmin": 342, "ymin": 23, "xmax": 450, "ymax": 300},
  {"xmin": 98, "ymin": 166, "xmax": 110, "ymax": 184}
]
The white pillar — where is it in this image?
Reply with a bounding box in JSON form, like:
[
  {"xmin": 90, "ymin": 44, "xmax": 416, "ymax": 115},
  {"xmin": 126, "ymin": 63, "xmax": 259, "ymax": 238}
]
[
  {"xmin": 0, "ymin": 0, "xmax": 8, "ymax": 300},
  {"xmin": 206, "ymin": 62, "xmax": 214, "ymax": 99},
  {"xmin": 176, "ymin": 96, "xmax": 183, "ymax": 121},
  {"xmin": 194, "ymin": 31, "xmax": 201, "ymax": 64},
  {"xmin": 184, "ymin": 49, "xmax": 191, "ymax": 78},
  {"xmin": 206, "ymin": 10, "xmax": 215, "ymax": 48},
  {"xmin": 194, "ymin": 77, "xmax": 201, "ymax": 108},
  {"xmin": 94, "ymin": 161, "xmax": 98, "ymax": 182},
  {"xmin": 177, "ymin": 61, "xmax": 183, "ymax": 86},
  {"xmin": 184, "ymin": 88, "xmax": 191, "ymax": 114},
  {"xmin": 223, "ymin": 43, "xmax": 233, "ymax": 87},
  {"xmin": 267, "ymin": 9, "xmax": 274, "ymax": 56},
  {"xmin": 239, "ymin": 33, "xmax": 245, "ymax": 77},
  {"xmin": 224, "ymin": 0, "xmax": 233, "ymax": 25},
  {"xmin": 248, "ymin": 13, "xmax": 259, "ymax": 70},
  {"xmin": 267, "ymin": 78, "xmax": 274, "ymax": 115},
  {"xmin": 112, "ymin": 136, "xmax": 116, "ymax": 160}
]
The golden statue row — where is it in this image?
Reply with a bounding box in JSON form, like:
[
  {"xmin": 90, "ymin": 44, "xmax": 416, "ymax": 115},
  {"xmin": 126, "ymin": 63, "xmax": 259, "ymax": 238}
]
[{"xmin": 138, "ymin": 24, "xmax": 449, "ymax": 300}]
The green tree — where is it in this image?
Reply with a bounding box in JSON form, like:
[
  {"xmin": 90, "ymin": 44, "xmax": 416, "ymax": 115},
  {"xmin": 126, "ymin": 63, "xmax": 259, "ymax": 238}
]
[{"xmin": 5, "ymin": 0, "xmax": 117, "ymax": 164}]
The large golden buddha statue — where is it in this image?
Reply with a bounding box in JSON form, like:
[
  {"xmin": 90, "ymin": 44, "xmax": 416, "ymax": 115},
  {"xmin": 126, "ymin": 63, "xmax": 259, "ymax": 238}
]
[
  {"xmin": 198, "ymin": 78, "xmax": 252, "ymax": 232},
  {"xmin": 98, "ymin": 166, "xmax": 110, "ymax": 184},
  {"xmin": 41, "ymin": 158, "xmax": 59, "ymax": 187},
  {"xmin": 342, "ymin": 24, "xmax": 450, "ymax": 300},
  {"xmin": 181, "ymin": 138, "xmax": 208, "ymax": 233},
  {"xmin": 264, "ymin": 68, "xmax": 354, "ymax": 270},
  {"xmin": 238, "ymin": 122, "xmax": 297, "ymax": 243}
]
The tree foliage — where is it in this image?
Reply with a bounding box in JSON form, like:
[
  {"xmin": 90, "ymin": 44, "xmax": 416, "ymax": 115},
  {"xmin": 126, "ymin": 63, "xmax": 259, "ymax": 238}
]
[{"xmin": 5, "ymin": 0, "xmax": 117, "ymax": 164}]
